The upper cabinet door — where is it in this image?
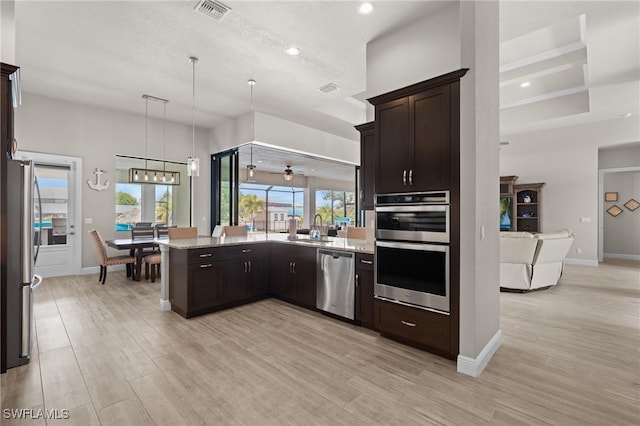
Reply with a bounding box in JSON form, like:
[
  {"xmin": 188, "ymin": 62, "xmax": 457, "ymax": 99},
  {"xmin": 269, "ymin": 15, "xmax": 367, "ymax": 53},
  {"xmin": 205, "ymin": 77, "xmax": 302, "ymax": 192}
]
[
  {"xmin": 376, "ymin": 97, "xmax": 410, "ymax": 194},
  {"xmin": 356, "ymin": 122, "xmax": 376, "ymax": 210},
  {"xmin": 410, "ymin": 85, "xmax": 451, "ymax": 191}
]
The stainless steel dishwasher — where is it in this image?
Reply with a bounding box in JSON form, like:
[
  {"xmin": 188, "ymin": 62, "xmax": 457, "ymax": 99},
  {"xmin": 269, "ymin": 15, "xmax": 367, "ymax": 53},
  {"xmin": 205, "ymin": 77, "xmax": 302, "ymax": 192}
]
[{"xmin": 316, "ymin": 249, "xmax": 355, "ymax": 320}]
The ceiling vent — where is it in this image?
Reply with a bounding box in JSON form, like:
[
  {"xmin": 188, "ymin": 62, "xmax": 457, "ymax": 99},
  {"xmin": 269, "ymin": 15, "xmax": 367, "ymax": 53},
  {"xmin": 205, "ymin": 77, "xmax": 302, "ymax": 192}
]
[
  {"xmin": 195, "ymin": 0, "xmax": 231, "ymax": 21},
  {"xmin": 318, "ymin": 83, "xmax": 340, "ymax": 93}
]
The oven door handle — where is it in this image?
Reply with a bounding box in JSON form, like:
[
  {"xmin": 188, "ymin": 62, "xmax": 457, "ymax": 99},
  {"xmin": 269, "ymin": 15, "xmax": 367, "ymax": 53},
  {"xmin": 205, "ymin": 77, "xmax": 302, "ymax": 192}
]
[
  {"xmin": 375, "ymin": 205, "xmax": 448, "ymax": 213},
  {"xmin": 376, "ymin": 240, "xmax": 449, "ymax": 253}
]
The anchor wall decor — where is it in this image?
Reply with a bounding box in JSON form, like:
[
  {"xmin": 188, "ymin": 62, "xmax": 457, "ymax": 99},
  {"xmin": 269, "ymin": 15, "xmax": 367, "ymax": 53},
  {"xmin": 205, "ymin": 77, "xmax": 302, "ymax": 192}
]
[{"xmin": 87, "ymin": 168, "xmax": 110, "ymax": 191}]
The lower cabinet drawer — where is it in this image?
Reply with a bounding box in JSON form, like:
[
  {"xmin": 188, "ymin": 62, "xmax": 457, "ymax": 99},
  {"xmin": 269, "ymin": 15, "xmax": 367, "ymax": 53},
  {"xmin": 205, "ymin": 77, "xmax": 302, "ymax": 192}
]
[{"xmin": 375, "ymin": 299, "xmax": 450, "ymax": 351}]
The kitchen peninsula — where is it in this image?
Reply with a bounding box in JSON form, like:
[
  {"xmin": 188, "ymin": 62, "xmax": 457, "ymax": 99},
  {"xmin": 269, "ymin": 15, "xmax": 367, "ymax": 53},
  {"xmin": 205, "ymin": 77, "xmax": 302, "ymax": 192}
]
[{"xmin": 157, "ymin": 234, "xmax": 373, "ymax": 319}]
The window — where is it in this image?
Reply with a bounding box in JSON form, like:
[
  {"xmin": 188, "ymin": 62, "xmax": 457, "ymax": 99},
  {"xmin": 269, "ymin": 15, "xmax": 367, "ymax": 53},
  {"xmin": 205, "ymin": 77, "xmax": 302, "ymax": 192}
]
[
  {"xmin": 238, "ymin": 183, "xmax": 304, "ymax": 233},
  {"xmin": 34, "ymin": 164, "xmax": 70, "ymax": 245},
  {"xmin": 115, "ymin": 156, "xmax": 189, "ymax": 231},
  {"xmin": 315, "ymin": 190, "xmax": 356, "ymax": 226}
]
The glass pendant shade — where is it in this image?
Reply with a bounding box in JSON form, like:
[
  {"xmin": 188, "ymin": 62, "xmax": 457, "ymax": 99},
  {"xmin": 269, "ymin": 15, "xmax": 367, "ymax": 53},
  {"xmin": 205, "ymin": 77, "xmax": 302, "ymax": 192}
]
[
  {"xmin": 246, "ymin": 164, "xmax": 256, "ymax": 182},
  {"xmin": 187, "ymin": 156, "xmax": 200, "ymax": 177}
]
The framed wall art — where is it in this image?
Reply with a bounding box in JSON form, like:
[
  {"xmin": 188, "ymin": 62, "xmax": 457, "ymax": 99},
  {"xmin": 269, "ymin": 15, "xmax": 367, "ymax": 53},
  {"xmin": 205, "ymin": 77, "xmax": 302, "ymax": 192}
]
[
  {"xmin": 604, "ymin": 192, "xmax": 618, "ymax": 202},
  {"xmin": 624, "ymin": 199, "xmax": 639, "ymax": 212},
  {"xmin": 606, "ymin": 205, "xmax": 623, "ymax": 217}
]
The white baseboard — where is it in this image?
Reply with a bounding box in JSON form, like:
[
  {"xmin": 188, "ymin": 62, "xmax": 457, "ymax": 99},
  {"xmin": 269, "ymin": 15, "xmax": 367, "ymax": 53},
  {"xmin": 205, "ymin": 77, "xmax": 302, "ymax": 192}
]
[
  {"xmin": 81, "ymin": 264, "xmax": 127, "ymax": 275},
  {"xmin": 457, "ymin": 329, "xmax": 502, "ymax": 377},
  {"xmin": 160, "ymin": 299, "xmax": 171, "ymax": 311},
  {"xmin": 565, "ymin": 257, "xmax": 599, "ymax": 267},
  {"xmin": 603, "ymin": 253, "xmax": 640, "ymax": 261}
]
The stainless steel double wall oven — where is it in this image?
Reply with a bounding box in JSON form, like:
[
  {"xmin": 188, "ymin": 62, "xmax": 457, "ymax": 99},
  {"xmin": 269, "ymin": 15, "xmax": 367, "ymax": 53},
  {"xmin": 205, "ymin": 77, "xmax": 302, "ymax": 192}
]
[{"xmin": 375, "ymin": 191, "xmax": 450, "ymax": 313}]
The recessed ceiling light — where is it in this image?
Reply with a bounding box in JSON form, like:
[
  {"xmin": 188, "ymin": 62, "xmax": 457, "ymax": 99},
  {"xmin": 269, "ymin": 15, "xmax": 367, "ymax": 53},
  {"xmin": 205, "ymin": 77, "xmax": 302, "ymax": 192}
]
[
  {"xmin": 257, "ymin": 160, "xmax": 263, "ymax": 163},
  {"xmin": 286, "ymin": 47, "xmax": 300, "ymax": 56},
  {"xmin": 620, "ymin": 113, "xmax": 632, "ymax": 118},
  {"xmin": 357, "ymin": 2, "xmax": 375, "ymax": 15},
  {"xmin": 520, "ymin": 81, "xmax": 531, "ymax": 88}
]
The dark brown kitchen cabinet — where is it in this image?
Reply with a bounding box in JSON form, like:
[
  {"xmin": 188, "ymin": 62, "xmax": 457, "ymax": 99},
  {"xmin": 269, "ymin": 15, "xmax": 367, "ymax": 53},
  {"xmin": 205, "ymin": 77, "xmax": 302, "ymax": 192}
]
[
  {"xmin": 355, "ymin": 253, "xmax": 375, "ymax": 330},
  {"xmin": 169, "ymin": 244, "xmax": 269, "ymax": 318},
  {"xmin": 220, "ymin": 244, "xmax": 269, "ymax": 302},
  {"xmin": 355, "ymin": 122, "xmax": 376, "ymax": 210},
  {"xmin": 369, "ymin": 69, "xmax": 467, "ymax": 194},
  {"xmin": 375, "ymin": 298, "xmax": 451, "ymax": 359},
  {"xmin": 170, "ymin": 247, "xmax": 223, "ymax": 318},
  {"xmin": 270, "ymin": 245, "xmax": 317, "ymax": 309},
  {"xmin": 1, "ymin": 63, "xmax": 19, "ymax": 374}
]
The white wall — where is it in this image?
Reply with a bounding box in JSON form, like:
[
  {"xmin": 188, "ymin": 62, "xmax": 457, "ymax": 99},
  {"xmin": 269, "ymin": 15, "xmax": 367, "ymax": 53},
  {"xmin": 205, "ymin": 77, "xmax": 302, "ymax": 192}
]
[
  {"xmin": 0, "ymin": 0, "xmax": 16, "ymax": 63},
  {"xmin": 14, "ymin": 92, "xmax": 211, "ymax": 269},
  {"xmin": 366, "ymin": 3, "xmax": 461, "ymax": 99},
  {"xmin": 501, "ymin": 117, "xmax": 640, "ymax": 265},
  {"xmin": 458, "ymin": 0, "xmax": 501, "ymax": 375},
  {"xmin": 603, "ymin": 171, "xmax": 640, "ymax": 257}
]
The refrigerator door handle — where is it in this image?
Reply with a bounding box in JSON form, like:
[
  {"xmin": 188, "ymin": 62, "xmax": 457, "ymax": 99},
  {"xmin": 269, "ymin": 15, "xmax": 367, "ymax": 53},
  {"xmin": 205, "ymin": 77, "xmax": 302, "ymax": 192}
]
[
  {"xmin": 22, "ymin": 161, "xmax": 34, "ymax": 283},
  {"xmin": 20, "ymin": 284, "xmax": 31, "ymax": 358},
  {"xmin": 34, "ymin": 175, "xmax": 42, "ymax": 265}
]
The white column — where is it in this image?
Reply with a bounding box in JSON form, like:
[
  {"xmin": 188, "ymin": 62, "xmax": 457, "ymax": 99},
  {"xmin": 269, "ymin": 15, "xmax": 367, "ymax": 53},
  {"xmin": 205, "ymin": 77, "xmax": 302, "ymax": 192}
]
[
  {"xmin": 159, "ymin": 245, "xmax": 171, "ymax": 311},
  {"xmin": 457, "ymin": 0, "xmax": 502, "ymax": 377}
]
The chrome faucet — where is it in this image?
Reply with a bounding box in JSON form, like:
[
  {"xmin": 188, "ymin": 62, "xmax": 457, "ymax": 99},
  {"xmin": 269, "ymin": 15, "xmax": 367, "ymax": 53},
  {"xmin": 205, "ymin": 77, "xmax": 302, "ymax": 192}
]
[{"xmin": 311, "ymin": 214, "xmax": 323, "ymax": 239}]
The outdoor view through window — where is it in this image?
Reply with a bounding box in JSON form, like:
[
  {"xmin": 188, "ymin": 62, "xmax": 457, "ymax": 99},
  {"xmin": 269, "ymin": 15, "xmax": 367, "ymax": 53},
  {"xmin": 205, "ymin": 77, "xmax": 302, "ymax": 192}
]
[{"xmin": 114, "ymin": 156, "xmax": 189, "ymax": 231}]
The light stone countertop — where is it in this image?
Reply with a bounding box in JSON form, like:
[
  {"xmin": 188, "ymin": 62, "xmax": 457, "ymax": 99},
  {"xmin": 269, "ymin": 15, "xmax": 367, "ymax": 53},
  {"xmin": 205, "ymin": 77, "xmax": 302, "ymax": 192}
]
[{"xmin": 158, "ymin": 232, "xmax": 374, "ymax": 254}]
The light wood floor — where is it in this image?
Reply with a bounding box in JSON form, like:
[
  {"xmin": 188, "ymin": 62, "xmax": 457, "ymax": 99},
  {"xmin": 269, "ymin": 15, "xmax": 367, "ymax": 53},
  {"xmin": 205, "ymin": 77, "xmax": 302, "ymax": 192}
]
[{"xmin": 1, "ymin": 261, "xmax": 639, "ymax": 425}]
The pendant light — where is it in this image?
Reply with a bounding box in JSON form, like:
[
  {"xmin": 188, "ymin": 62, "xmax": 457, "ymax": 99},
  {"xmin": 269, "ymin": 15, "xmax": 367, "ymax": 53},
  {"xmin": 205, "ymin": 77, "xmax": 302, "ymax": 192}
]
[
  {"xmin": 246, "ymin": 79, "xmax": 257, "ymax": 182},
  {"xmin": 129, "ymin": 95, "xmax": 180, "ymax": 185},
  {"xmin": 187, "ymin": 56, "xmax": 200, "ymax": 177}
]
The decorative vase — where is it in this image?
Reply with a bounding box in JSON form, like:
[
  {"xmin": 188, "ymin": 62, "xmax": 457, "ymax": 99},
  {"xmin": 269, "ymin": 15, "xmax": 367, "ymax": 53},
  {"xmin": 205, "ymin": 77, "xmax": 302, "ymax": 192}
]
[{"xmin": 523, "ymin": 194, "xmax": 532, "ymax": 203}]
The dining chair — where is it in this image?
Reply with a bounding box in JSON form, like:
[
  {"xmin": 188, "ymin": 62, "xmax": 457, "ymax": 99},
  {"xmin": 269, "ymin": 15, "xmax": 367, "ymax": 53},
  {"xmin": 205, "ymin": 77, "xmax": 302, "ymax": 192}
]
[
  {"xmin": 89, "ymin": 229, "xmax": 135, "ymax": 284},
  {"xmin": 223, "ymin": 225, "xmax": 248, "ymax": 237},
  {"xmin": 167, "ymin": 227, "xmax": 198, "ymax": 239},
  {"xmin": 130, "ymin": 223, "xmax": 157, "ymax": 260},
  {"xmin": 143, "ymin": 253, "xmax": 162, "ymax": 282},
  {"xmin": 155, "ymin": 224, "xmax": 176, "ymax": 238}
]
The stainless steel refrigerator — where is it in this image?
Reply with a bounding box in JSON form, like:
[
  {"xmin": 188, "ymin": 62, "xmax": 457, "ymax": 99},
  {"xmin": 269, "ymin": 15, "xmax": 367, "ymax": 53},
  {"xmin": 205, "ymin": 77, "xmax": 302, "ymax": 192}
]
[{"xmin": 6, "ymin": 159, "xmax": 42, "ymax": 369}]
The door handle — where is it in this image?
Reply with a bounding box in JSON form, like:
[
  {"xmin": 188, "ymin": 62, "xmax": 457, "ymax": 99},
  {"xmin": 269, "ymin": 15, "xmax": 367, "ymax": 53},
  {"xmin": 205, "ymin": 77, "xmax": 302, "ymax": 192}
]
[
  {"xmin": 244, "ymin": 261, "xmax": 247, "ymax": 273},
  {"xmin": 360, "ymin": 190, "xmax": 364, "ymax": 201},
  {"xmin": 199, "ymin": 253, "xmax": 212, "ymax": 258},
  {"xmin": 200, "ymin": 263, "xmax": 213, "ymax": 268},
  {"xmin": 292, "ymin": 262, "xmax": 296, "ymax": 274},
  {"xmin": 402, "ymin": 169, "xmax": 407, "ymax": 186},
  {"xmin": 409, "ymin": 169, "xmax": 413, "ymax": 186},
  {"xmin": 289, "ymin": 262, "xmax": 292, "ymax": 274},
  {"xmin": 355, "ymin": 273, "xmax": 359, "ymax": 288},
  {"xmin": 242, "ymin": 249, "xmax": 252, "ymax": 253},
  {"xmin": 248, "ymin": 260, "xmax": 251, "ymax": 273}
]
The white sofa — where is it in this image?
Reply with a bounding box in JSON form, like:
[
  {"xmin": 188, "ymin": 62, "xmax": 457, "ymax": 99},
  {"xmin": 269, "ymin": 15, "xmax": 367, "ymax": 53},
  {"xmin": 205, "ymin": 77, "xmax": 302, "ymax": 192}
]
[{"xmin": 500, "ymin": 229, "xmax": 575, "ymax": 291}]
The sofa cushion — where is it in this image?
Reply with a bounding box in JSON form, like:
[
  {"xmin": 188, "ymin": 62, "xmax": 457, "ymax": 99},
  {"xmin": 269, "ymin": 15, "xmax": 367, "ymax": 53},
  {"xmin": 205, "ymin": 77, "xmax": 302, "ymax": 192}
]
[
  {"xmin": 500, "ymin": 237, "xmax": 538, "ymax": 263},
  {"xmin": 535, "ymin": 228, "xmax": 575, "ymax": 240}
]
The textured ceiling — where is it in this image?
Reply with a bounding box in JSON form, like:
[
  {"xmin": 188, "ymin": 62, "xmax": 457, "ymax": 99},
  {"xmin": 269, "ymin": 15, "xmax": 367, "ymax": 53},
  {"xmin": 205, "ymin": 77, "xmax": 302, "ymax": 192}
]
[{"xmin": 12, "ymin": 0, "xmax": 640, "ymax": 147}]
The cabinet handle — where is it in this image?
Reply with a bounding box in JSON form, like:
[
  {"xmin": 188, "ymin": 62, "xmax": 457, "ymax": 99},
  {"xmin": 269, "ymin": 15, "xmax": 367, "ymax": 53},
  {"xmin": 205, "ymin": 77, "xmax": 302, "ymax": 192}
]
[
  {"xmin": 360, "ymin": 190, "xmax": 364, "ymax": 201},
  {"xmin": 242, "ymin": 249, "xmax": 252, "ymax": 253},
  {"xmin": 360, "ymin": 260, "xmax": 373, "ymax": 265},
  {"xmin": 401, "ymin": 320, "xmax": 416, "ymax": 327},
  {"xmin": 409, "ymin": 169, "xmax": 413, "ymax": 186},
  {"xmin": 199, "ymin": 253, "xmax": 212, "ymax": 258},
  {"xmin": 355, "ymin": 273, "xmax": 359, "ymax": 288},
  {"xmin": 200, "ymin": 263, "xmax": 213, "ymax": 268},
  {"xmin": 248, "ymin": 260, "xmax": 252, "ymax": 273},
  {"xmin": 289, "ymin": 262, "xmax": 292, "ymax": 273},
  {"xmin": 292, "ymin": 262, "xmax": 296, "ymax": 274},
  {"xmin": 403, "ymin": 169, "xmax": 407, "ymax": 186},
  {"xmin": 244, "ymin": 261, "xmax": 247, "ymax": 273}
]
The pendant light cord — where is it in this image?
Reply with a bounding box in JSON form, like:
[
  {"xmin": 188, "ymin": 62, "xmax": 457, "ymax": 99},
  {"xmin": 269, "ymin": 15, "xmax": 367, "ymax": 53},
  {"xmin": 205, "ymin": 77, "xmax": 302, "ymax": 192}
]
[
  {"xmin": 163, "ymin": 101, "xmax": 167, "ymax": 171},
  {"xmin": 145, "ymin": 96, "xmax": 149, "ymax": 169},
  {"xmin": 191, "ymin": 57, "xmax": 197, "ymax": 158},
  {"xmin": 250, "ymin": 80, "xmax": 254, "ymax": 164}
]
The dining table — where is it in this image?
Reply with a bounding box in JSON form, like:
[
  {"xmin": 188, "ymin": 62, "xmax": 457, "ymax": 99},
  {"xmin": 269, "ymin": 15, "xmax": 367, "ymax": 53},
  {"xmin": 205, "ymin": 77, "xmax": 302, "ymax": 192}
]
[{"xmin": 105, "ymin": 237, "xmax": 167, "ymax": 281}]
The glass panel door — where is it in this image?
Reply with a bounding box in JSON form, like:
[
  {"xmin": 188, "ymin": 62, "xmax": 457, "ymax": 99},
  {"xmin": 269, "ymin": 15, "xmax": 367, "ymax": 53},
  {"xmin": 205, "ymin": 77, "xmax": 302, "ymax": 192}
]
[{"xmin": 211, "ymin": 149, "xmax": 239, "ymax": 230}]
